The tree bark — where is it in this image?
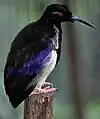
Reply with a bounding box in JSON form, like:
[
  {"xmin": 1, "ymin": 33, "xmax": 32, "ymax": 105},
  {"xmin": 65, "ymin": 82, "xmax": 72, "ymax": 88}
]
[{"xmin": 24, "ymin": 90, "xmax": 55, "ymax": 119}]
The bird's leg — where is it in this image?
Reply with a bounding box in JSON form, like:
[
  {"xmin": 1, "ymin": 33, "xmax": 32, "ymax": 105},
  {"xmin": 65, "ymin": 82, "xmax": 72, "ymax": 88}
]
[
  {"xmin": 41, "ymin": 82, "xmax": 57, "ymax": 93},
  {"xmin": 41, "ymin": 82, "xmax": 53, "ymax": 89},
  {"xmin": 33, "ymin": 83, "xmax": 43, "ymax": 93},
  {"xmin": 33, "ymin": 81, "xmax": 56, "ymax": 94}
]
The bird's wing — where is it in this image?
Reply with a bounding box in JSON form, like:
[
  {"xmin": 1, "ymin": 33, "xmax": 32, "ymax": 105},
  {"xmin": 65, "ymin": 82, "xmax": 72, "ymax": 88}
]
[
  {"xmin": 4, "ymin": 40, "xmax": 53, "ymax": 108},
  {"xmin": 4, "ymin": 22, "xmax": 54, "ymax": 108}
]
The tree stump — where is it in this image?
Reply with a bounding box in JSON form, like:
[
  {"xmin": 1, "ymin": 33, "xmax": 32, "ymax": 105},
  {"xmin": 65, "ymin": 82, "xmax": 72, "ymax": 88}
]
[{"xmin": 24, "ymin": 88, "xmax": 56, "ymax": 119}]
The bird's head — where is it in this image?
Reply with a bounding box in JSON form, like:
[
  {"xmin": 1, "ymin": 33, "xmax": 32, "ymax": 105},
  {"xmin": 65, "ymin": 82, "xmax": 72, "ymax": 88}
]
[{"xmin": 42, "ymin": 4, "xmax": 94, "ymax": 28}]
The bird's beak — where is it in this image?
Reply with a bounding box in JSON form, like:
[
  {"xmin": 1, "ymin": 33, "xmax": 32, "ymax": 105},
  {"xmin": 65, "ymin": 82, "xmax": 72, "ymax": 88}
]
[{"xmin": 71, "ymin": 14, "xmax": 95, "ymax": 28}]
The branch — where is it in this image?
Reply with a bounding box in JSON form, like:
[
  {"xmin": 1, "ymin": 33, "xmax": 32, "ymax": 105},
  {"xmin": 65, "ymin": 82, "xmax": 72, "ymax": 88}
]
[{"xmin": 24, "ymin": 89, "xmax": 56, "ymax": 119}]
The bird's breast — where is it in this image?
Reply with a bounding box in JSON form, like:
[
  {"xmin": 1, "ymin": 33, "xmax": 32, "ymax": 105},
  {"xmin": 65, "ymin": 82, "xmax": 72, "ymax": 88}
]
[
  {"xmin": 42, "ymin": 49, "xmax": 57, "ymax": 73},
  {"xmin": 36, "ymin": 49, "xmax": 57, "ymax": 84},
  {"xmin": 37, "ymin": 49, "xmax": 57, "ymax": 83},
  {"xmin": 52, "ymin": 25, "xmax": 60, "ymax": 50},
  {"xmin": 26, "ymin": 50, "xmax": 57, "ymax": 89}
]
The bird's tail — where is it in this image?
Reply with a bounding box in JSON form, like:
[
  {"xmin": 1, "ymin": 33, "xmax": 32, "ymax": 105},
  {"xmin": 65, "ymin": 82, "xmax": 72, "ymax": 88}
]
[
  {"xmin": 10, "ymin": 84, "xmax": 36, "ymax": 108},
  {"xmin": 4, "ymin": 69, "xmax": 36, "ymax": 108}
]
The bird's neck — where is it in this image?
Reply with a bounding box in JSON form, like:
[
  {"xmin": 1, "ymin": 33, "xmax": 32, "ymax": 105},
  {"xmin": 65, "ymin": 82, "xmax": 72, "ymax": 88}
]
[
  {"xmin": 38, "ymin": 16, "xmax": 62, "ymax": 65},
  {"xmin": 39, "ymin": 15, "xmax": 62, "ymax": 31}
]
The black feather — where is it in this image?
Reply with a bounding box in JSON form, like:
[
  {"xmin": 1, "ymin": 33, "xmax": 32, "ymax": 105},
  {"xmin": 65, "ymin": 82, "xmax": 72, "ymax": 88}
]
[
  {"xmin": 4, "ymin": 20, "xmax": 60, "ymax": 108},
  {"xmin": 4, "ymin": 4, "xmax": 65, "ymax": 108}
]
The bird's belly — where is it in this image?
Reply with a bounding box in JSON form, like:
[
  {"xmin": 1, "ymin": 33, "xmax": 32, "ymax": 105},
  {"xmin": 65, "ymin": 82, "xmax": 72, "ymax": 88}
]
[
  {"xmin": 27, "ymin": 50, "xmax": 57, "ymax": 89},
  {"xmin": 35, "ymin": 50, "xmax": 57, "ymax": 82},
  {"xmin": 42, "ymin": 50, "xmax": 57, "ymax": 76}
]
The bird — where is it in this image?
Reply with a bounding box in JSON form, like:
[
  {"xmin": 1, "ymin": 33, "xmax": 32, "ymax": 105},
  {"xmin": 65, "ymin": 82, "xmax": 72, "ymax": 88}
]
[{"xmin": 4, "ymin": 4, "xmax": 94, "ymax": 108}]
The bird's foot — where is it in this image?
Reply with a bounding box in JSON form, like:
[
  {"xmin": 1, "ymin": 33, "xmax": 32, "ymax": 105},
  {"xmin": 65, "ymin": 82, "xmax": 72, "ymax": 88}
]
[
  {"xmin": 42, "ymin": 82, "xmax": 53, "ymax": 89},
  {"xmin": 33, "ymin": 87, "xmax": 57, "ymax": 94},
  {"xmin": 33, "ymin": 82, "xmax": 57, "ymax": 94}
]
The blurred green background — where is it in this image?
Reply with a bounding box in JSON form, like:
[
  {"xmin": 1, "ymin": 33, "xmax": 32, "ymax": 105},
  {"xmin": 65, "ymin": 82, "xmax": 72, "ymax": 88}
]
[{"xmin": 0, "ymin": 0, "xmax": 99, "ymax": 119}]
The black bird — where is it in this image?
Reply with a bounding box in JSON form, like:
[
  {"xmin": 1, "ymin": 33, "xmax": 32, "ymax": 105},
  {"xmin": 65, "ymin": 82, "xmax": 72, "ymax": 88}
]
[{"xmin": 4, "ymin": 4, "xmax": 94, "ymax": 108}]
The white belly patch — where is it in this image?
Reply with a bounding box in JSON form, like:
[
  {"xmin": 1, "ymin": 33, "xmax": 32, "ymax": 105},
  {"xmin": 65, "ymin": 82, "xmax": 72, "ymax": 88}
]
[
  {"xmin": 35, "ymin": 50, "xmax": 57, "ymax": 87},
  {"xmin": 53, "ymin": 25, "xmax": 59, "ymax": 50},
  {"xmin": 26, "ymin": 50, "xmax": 57, "ymax": 89}
]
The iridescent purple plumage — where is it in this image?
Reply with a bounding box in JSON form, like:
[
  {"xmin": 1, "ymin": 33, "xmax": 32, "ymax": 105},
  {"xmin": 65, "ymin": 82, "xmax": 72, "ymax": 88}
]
[{"xmin": 7, "ymin": 40, "xmax": 53, "ymax": 77}]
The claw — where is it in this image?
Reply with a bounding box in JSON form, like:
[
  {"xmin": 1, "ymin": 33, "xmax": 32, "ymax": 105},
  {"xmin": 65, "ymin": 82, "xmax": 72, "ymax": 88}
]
[
  {"xmin": 33, "ymin": 87, "xmax": 57, "ymax": 94},
  {"xmin": 42, "ymin": 82, "xmax": 53, "ymax": 89}
]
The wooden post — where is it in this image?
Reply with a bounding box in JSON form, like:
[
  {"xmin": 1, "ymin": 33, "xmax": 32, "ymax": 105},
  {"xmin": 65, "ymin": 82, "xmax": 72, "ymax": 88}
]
[{"xmin": 24, "ymin": 89, "xmax": 56, "ymax": 119}]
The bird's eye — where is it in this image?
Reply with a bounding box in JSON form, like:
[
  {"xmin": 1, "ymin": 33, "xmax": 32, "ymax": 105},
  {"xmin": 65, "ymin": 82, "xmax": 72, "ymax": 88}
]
[{"xmin": 52, "ymin": 12, "xmax": 63, "ymax": 16}]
